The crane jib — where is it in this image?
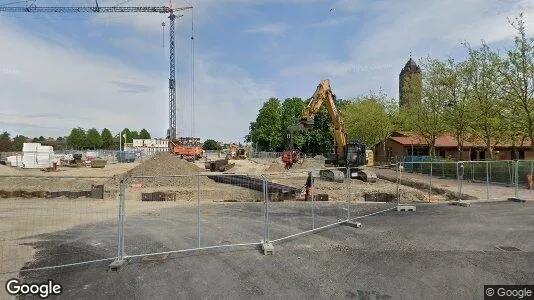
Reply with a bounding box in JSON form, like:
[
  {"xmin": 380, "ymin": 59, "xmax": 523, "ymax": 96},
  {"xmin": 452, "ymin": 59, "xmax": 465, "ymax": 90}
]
[{"xmin": 0, "ymin": 6, "xmax": 192, "ymax": 13}]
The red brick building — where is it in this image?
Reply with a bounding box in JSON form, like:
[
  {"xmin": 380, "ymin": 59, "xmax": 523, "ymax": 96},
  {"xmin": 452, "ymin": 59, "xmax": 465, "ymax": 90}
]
[{"xmin": 374, "ymin": 131, "xmax": 534, "ymax": 162}]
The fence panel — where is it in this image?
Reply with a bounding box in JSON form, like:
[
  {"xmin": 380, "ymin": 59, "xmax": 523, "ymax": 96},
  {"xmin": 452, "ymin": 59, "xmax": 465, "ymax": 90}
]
[
  {"xmin": 197, "ymin": 173, "xmax": 264, "ymax": 247},
  {"xmin": 516, "ymin": 160, "xmax": 533, "ymax": 201},
  {"xmin": 262, "ymin": 171, "xmax": 311, "ymax": 242},
  {"xmin": 311, "ymin": 167, "xmax": 349, "ymax": 228},
  {"xmin": 0, "ymin": 174, "xmax": 118, "ymax": 276},
  {"xmin": 392, "ymin": 160, "xmax": 533, "ymax": 202},
  {"xmin": 123, "ymin": 175, "xmax": 200, "ymax": 257},
  {"xmin": 122, "ymin": 173, "xmax": 265, "ymax": 258}
]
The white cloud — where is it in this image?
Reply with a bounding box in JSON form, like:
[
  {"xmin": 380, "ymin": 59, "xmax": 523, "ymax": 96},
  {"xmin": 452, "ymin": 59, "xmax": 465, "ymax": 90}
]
[
  {"xmin": 309, "ymin": 16, "xmax": 352, "ymax": 28},
  {"xmin": 0, "ymin": 15, "xmax": 274, "ymax": 142},
  {"xmin": 244, "ymin": 23, "xmax": 286, "ymax": 35},
  {"xmin": 278, "ymin": 0, "xmax": 534, "ymax": 100},
  {"xmin": 3, "ymin": 0, "xmax": 534, "ymax": 142}
]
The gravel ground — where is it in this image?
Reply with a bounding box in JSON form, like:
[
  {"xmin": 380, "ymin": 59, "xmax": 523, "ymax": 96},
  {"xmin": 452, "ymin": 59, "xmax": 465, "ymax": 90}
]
[{"xmin": 8, "ymin": 201, "xmax": 534, "ymax": 299}]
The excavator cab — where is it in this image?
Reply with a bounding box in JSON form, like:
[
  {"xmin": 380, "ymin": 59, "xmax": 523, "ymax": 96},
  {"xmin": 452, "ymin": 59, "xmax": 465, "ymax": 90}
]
[{"xmin": 345, "ymin": 141, "xmax": 367, "ymax": 167}]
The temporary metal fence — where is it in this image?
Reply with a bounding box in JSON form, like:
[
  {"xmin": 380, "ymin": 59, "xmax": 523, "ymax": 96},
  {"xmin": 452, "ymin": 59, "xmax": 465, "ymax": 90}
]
[
  {"xmin": 0, "ymin": 174, "xmax": 118, "ymax": 278},
  {"xmin": 397, "ymin": 160, "xmax": 533, "ymax": 202},
  {"xmin": 1, "ymin": 160, "xmax": 531, "ymax": 279}
]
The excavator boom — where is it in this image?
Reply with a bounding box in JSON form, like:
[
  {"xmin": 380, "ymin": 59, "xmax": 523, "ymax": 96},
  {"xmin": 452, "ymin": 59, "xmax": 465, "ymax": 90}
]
[
  {"xmin": 301, "ymin": 79, "xmax": 347, "ymax": 162},
  {"xmin": 297, "ymin": 79, "xmax": 377, "ymax": 183}
]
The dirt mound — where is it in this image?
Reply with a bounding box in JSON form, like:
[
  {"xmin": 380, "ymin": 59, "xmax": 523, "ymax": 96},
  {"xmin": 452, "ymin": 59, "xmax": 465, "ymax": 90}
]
[
  {"xmin": 113, "ymin": 152, "xmax": 209, "ymax": 187},
  {"xmin": 128, "ymin": 152, "xmax": 203, "ymax": 176},
  {"xmin": 266, "ymin": 163, "xmax": 285, "ymax": 173},
  {"xmin": 298, "ymin": 158, "xmax": 325, "ymax": 170},
  {"xmin": 0, "ymin": 164, "xmax": 23, "ymax": 176}
]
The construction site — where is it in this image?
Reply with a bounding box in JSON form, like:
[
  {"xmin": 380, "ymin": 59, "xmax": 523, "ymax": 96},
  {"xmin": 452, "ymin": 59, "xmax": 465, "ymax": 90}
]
[{"xmin": 1, "ymin": 1, "xmax": 534, "ymax": 300}]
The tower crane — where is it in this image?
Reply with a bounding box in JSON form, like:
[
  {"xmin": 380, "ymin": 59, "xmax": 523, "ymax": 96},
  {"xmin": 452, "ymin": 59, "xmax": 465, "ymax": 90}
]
[{"xmin": 0, "ymin": 1, "xmax": 193, "ymax": 144}]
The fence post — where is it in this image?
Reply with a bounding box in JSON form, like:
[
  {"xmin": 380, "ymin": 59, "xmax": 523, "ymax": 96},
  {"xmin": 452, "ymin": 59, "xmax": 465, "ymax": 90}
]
[
  {"xmin": 262, "ymin": 177, "xmax": 269, "ymax": 242},
  {"xmin": 310, "ymin": 171, "xmax": 315, "ymax": 230},
  {"xmin": 346, "ymin": 167, "xmax": 351, "ymax": 220},
  {"xmin": 456, "ymin": 161, "xmax": 463, "ymax": 201},
  {"xmin": 197, "ymin": 174, "xmax": 201, "ymax": 248},
  {"xmin": 509, "ymin": 161, "xmax": 513, "ymax": 186},
  {"xmin": 396, "ymin": 162, "xmax": 402, "ymax": 203},
  {"xmin": 429, "ymin": 161, "xmax": 433, "ymax": 203},
  {"xmin": 419, "ymin": 162, "xmax": 423, "ymax": 174},
  {"xmin": 486, "ymin": 161, "xmax": 490, "ymax": 200},
  {"xmin": 470, "ymin": 161, "xmax": 475, "ymax": 182},
  {"xmin": 110, "ymin": 179, "xmax": 126, "ymax": 269},
  {"xmin": 531, "ymin": 161, "xmax": 533, "ymax": 181},
  {"xmin": 515, "ymin": 160, "xmax": 519, "ymax": 198}
]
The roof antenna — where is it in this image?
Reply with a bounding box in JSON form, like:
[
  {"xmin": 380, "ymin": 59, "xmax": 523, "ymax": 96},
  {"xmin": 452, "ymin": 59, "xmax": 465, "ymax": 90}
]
[{"xmin": 409, "ymin": 51, "xmax": 412, "ymax": 59}]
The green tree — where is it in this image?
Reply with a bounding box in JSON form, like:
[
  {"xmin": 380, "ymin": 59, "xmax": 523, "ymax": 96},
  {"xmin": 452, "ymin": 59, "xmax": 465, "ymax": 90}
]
[
  {"xmin": 139, "ymin": 128, "xmax": 151, "ymax": 139},
  {"xmin": 202, "ymin": 139, "xmax": 221, "ymax": 150},
  {"xmin": 12, "ymin": 135, "xmax": 28, "ymax": 151},
  {"xmin": 244, "ymin": 122, "xmax": 256, "ymax": 143},
  {"xmin": 281, "ymin": 97, "xmax": 307, "ymax": 150},
  {"xmin": 343, "ymin": 90, "xmax": 397, "ymax": 150},
  {"xmin": 121, "ymin": 128, "xmax": 132, "ymax": 144},
  {"xmin": 402, "ymin": 57, "xmax": 449, "ymax": 157},
  {"xmin": 498, "ymin": 13, "xmax": 534, "ymax": 152},
  {"xmin": 303, "ymin": 107, "xmax": 334, "ymax": 154},
  {"xmin": 101, "ymin": 128, "xmax": 114, "ymax": 149},
  {"xmin": 66, "ymin": 127, "xmax": 87, "ymax": 149},
  {"xmin": 86, "ymin": 128, "xmax": 103, "ymax": 149},
  {"xmin": 249, "ymin": 98, "xmax": 283, "ymax": 151},
  {"xmin": 131, "ymin": 130, "xmax": 140, "ymax": 141},
  {"xmin": 436, "ymin": 56, "xmax": 477, "ymax": 159},
  {"xmin": 37, "ymin": 136, "xmax": 45, "ymax": 142},
  {"xmin": 465, "ymin": 43, "xmax": 507, "ymax": 159},
  {"xmin": 0, "ymin": 131, "xmax": 13, "ymax": 151}
]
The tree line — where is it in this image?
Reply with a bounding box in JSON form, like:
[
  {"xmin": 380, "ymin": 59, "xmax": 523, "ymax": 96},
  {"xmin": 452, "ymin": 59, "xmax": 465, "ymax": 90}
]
[
  {"xmin": 245, "ymin": 97, "xmax": 349, "ymax": 153},
  {"xmin": 0, "ymin": 127, "xmax": 152, "ymax": 151},
  {"xmin": 246, "ymin": 13, "xmax": 534, "ymax": 159},
  {"xmin": 398, "ymin": 13, "xmax": 534, "ymax": 159}
]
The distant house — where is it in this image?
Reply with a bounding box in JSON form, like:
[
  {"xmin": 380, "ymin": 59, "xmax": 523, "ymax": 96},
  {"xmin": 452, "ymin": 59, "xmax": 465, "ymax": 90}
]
[{"xmin": 374, "ymin": 131, "xmax": 534, "ymax": 162}]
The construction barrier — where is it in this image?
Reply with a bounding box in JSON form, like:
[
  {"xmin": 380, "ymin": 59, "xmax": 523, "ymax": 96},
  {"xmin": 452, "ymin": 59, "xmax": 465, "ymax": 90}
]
[{"xmin": 1, "ymin": 160, "xmax": 532, "ymax": 280}]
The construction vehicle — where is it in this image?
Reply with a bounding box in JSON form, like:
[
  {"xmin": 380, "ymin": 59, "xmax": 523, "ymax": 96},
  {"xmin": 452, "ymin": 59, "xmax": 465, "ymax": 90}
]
[
  {"xmin": 281, "ymin": 125, "xmax": 304, "ymax": 169},
  {"xmin": 282, "ymin": 149, "xmax": 301, "ymax": 169},
  {"xmin": 169, "ymin": 137, "xmax": 204, "ymax": 161},
  {"xmin": 236, "ymin": 148, "xmax": 247, "ymax": 159},
  {"xmin": 299, "ymin": 79, "xmax": 377, "ymax": 183}
]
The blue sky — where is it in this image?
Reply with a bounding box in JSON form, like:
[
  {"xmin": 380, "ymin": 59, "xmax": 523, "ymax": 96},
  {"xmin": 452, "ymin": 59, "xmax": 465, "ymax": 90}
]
[{"xmin": 0, "ymin": 0, "xmax": 533, "ymax": 142}]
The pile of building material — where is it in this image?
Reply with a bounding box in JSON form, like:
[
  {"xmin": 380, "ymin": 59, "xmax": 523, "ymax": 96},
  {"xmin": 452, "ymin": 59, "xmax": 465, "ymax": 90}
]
[
  {"xmin": 204, "ymin": 158, "xmax": 235, "ymax": 172},
  {"xmin": 90, "ymin": 159, "xmax": 107, "ymax": 168},
  {"xmin": 5, "ymin": 155, "xmax": 23, "ymax": 167},
  {"xmin": 21, "ymin": 143, "xmax": 56, "ymax": 169}
]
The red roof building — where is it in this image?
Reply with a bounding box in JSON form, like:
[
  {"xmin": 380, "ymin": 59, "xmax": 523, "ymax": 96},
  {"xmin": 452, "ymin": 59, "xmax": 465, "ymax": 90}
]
[{"xmin": 375, "ymin": 131, "xmax": 534, "ymax": 162}]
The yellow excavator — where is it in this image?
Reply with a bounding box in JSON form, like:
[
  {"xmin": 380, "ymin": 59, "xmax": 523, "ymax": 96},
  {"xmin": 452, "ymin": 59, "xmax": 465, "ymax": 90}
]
[{"xmin": 300, "ymin": 79, "xmax": 377, "ymax": 183}]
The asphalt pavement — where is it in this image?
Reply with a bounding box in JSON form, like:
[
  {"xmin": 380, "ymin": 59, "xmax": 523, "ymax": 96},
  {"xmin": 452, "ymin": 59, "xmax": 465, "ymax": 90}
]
[{"xmin": 12, "ymin": 201, "xmax": 534, "ymax": 300}]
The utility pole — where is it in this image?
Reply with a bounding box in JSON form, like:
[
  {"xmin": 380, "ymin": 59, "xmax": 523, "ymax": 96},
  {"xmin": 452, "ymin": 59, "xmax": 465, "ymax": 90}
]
[{"xmin": 0, "ymin": 3, "xmax": 192, "ymax": 145}]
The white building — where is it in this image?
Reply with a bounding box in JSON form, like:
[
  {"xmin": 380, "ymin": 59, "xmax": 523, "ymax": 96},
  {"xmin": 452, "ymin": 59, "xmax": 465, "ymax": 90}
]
[{"xmin": 129, "ymin": 139, "xmax": 169, "ymax": 155}]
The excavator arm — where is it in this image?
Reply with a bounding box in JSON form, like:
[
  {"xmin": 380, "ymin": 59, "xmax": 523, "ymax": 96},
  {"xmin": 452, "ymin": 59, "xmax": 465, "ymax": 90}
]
[{"xmin": 300, "ymin": 79, "xmax": 347, "ymax": 162}]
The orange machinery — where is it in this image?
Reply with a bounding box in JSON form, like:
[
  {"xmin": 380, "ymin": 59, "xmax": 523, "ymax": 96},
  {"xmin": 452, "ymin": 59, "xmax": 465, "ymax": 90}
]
[{"xmin": 169, "ymin": 137, "xmax": 204, "ymax": 161}]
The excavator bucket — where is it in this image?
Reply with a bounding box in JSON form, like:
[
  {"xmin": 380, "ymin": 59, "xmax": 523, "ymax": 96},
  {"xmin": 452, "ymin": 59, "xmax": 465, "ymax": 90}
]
[{"xmin": 300, "ymin": 116, "xmax": 314, "ymax": 128}]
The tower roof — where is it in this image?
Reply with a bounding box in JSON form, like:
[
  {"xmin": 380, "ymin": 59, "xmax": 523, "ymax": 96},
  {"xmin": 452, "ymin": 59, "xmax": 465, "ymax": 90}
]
[{"xmin": 400, "ymin": 57, "xmax": 421, "ymax": 75}]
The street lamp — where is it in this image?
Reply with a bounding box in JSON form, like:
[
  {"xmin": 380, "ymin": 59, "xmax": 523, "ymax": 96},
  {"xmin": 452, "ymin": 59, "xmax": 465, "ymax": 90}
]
[{"xmin": 121, "ymin": 132, "xmax": 127, "ymax": 152}]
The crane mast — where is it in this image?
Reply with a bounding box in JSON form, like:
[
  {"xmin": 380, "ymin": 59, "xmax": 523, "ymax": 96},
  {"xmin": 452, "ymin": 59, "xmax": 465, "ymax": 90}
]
[{"xmin": 0, "ymin": 3, "xmax": 192, "ymax": 143}]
